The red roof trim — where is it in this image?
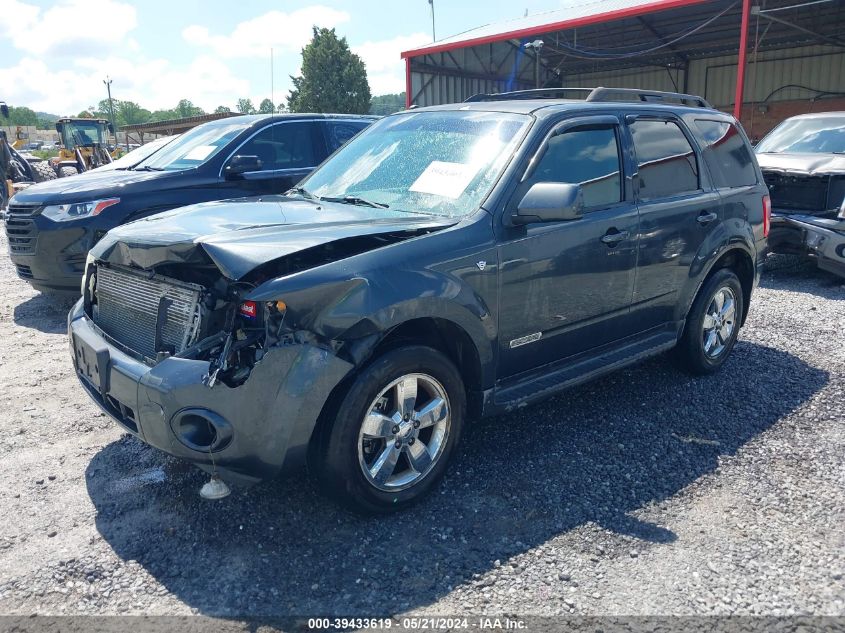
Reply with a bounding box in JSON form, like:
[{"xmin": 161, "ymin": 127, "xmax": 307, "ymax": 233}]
[{"xmin": 401, "ymin": 0, "xmax": 711, "ymax": 59}]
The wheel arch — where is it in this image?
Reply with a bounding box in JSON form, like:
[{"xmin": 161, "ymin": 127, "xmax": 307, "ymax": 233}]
[{"xmin": 687, "ymin": 245, "xmax": 755, "ymax": 327}]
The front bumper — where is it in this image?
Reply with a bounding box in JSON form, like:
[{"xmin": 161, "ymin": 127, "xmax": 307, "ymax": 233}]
[
  {"xmin": 68, "ymin": 300, "xmax": 353, "ymax": 484},
  {"xmin": 769, "ymin": 213, "xmax": 845, "ymax": 278},
  {"xmin": 5, "ymin": 213, "xmax": 97, "ymax": 292}
]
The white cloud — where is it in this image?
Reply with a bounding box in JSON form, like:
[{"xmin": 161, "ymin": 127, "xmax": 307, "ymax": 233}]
[
  {"xmin": 0, "ymin": 0, "xmax": 137, "ymax": 56},
  {"xmin": 354, "ymin": 33, "xmax": 429, "ymax": 95},
  {"xmin": 182, "ymin": 6, "xmax": 350, "ymax": 58},
  {"xmin": 0, "ymin": 55, "xmax": 251, "ymax": 114}
]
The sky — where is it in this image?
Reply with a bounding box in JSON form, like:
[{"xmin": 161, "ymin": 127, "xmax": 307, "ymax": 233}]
[{"xmin": 0, "ymin": 0, "xmax": 569, "ymax": 115}]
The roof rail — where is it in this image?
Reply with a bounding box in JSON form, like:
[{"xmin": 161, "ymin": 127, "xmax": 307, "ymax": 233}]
[
  {"xmin": 585, "ymin": 87, "xmax": 712, "ymax": 108},
  {"xmin": 464, "ymin": 88, "xmax": 593, "ymax": 102},
  {"xmin": 464, "ymin": 86, "xmax": 712, "ymax": 109}
]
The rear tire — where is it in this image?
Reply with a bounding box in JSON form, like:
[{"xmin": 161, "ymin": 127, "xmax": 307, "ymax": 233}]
[
  {"xmin": 58, "ymin": 166, "xmax": 78, "ymax": 178},
  {"xmin": 29, "ymin": 161, "xmax": 57, "ymax": 182},
  {"xmin": 674, "ymin": 269, "xmax": 744, "ymax": 375},
  {"xmin": 315, "ymin": 345, "xmax": 465, "ymax": 513}
]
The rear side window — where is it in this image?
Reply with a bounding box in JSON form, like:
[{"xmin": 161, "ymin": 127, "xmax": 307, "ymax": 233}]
[
  {"xmin": 693, "ymin": 120, "xmax": 757, "ymax": 188},
  {"xmin": 326, "ymin": 121, "xmax": 369, "ymax": 152},
  {"xmin": 522, "ymin": 126, "xmax": 622, "ymax": 209},
  {"xmin": 237, "ymin": 122, "xmax": 317, "ymax": 170},
  {"xmin": 630, "ymin": 119, "xmax": 699, "ymax": 199}
]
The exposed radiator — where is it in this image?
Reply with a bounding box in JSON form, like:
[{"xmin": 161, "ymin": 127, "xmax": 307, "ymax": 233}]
[{"xmin": 94, "ymin": 266, "xmax": 202, "ymax": 360}]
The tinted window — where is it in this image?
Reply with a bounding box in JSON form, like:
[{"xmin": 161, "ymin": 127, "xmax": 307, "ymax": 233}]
[
  {"xmin": 326, "ymin": 121, "xmax": 369, "ymax": 152},
  {"xmin": 694, "ymin": 120, "xmax": 757, "ymax": 187},
  {"xmin": 237, "ymin": 122, "xmax": 317, "ymax": 170},
  {"xmin": 523, "ymin": 126, "xmax": 622, "ymax": 208},
  {"xmin": 630, "ymin": 119, "xmax": 699, "ymax": 199}
]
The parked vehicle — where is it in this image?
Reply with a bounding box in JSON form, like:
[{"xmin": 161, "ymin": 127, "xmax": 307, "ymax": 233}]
[
  {"xmin": 93, "ymin": 135, "xmax": 178, "ymax": 172},
  {"xmin": 69, "ymin": 88, "xmax": 768, "ymax": 512},
  {"xmin": 6, "ymin": 114, "xmax": 375, "ymax": 292},
  {"xmin": 756, "ymin": 112, "xmax": 845, "ymax": 278}
]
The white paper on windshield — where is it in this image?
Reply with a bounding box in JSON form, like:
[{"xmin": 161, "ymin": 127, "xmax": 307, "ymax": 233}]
[
  {"xmin": 409, "ymin": 161, "xmax": 478, "ymax": 199},
  {"xmin": 183, "ymin": 145, "xmax": 217, "ymax": 161}
]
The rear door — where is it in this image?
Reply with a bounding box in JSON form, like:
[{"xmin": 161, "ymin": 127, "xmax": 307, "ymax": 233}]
[
  {"xmin": 496, "ymin": 115, "xmax": 640, "ymax": 379},
  {"xmin": 322, "ymin": 119, "xmax": 371, "ymax": 155},
  {"xmin": 625, "ymin": 115, "xmax": 721, "ymax": 329}
]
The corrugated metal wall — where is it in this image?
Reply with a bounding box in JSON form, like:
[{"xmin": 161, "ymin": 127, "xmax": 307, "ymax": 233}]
[
  {"xmin": 556, "ymin": 45, "xmax": 845, "ymax": 108},
  {"xmin": 410, "ymin": 44, "xmax": 845, "ymax": 108}
]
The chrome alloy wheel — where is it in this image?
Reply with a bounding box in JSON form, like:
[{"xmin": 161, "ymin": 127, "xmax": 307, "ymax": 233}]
[
  {"xmin": 702, "ymin": 286, "xmax": 737, "ymax": 359},
  {"xmin": 357, "ymin": 373, "xmax": 451, "ymax": 492}
]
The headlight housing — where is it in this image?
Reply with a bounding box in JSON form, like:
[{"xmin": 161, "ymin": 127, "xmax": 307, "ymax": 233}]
[{"xmin": 41, "ymin": 198, "xmax": 120, "ymax": 222}]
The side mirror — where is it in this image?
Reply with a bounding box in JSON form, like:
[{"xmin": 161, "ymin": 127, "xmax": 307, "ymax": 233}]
[
  {"xmin": 225, "ymin": 154, "xmax": 262, "ymax": 178},
  {"xmin": 511, "ymin": 182, "xmax": 584, "ymax": 225}
]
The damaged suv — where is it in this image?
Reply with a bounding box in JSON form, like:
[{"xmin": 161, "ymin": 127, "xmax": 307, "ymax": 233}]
[
  {"xmin": 757, "ymin": 112, "xmax": 845, "ymax": 277},
  {"xmin": 69, "ymin": 88, "xmax": 769, "ymax": 512}
]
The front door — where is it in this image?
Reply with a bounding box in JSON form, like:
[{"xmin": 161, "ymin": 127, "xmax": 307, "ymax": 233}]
[
  {"xmin": 221, "ymin": 121, "xmax": 323, "ymax": 196},
  {"xmin": 497, "ymin": 116, "xmax": 639, "ymax": 380}
]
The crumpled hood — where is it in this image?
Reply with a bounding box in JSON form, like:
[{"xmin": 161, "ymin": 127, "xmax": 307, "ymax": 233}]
[
  {"xmin": 756, "ymin": 152, "xmax": 845, "ymax": 175},
  {"xmin": 10, "ymin": 167, "xmax": 179, "ymax": 203},
  {"xmin": 91, "ymin": 196, "xmax": 457, "ymax": 280}
]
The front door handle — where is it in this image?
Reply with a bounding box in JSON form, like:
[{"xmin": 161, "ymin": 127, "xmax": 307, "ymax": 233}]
[
  {"xmin": 697, "ymin": 211, "xmax": 718, "ymax": 226},
  {"xmin": 601, "ymin": 229, "xmax": 630, "ymax": 246}
]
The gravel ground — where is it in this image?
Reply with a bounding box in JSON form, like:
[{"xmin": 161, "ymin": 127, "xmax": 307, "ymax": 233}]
[{"xmin": 0, "ymin": 230, "xmax": 843, "ymax": 622}]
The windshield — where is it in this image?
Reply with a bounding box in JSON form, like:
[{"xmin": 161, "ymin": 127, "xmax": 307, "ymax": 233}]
[
  {"xmin": 756, "ymin": 116, "xmax": 845, "ymax": 154},
  {"xmin": 96, "ymin": 135, "xmax": 178, "ymax": 171},
  {"xmin": 299, "ymin": 110, "xmax": 531, "ymax": 218},
  {"xmin": 135, "ymin": 119, "xmax": 251, "ymax": 171},
  {"xmin": 59, "ymin": 120, "xmax": 105, "ymax": 148}
]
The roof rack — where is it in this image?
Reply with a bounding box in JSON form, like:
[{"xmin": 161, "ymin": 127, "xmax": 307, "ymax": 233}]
[
  {"xmin": 464, "ymin": 88, "xmax": 593, "ymax": 102},
  {"xmin": 464, "ymin": 86, "xmax": 712, "ymax": 109}
]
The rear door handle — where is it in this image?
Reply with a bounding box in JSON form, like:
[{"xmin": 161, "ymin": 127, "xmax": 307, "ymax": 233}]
[
  {"xmin": 601, "ymin": 229, "xmax": 630, "ymax": 246},
  {"xmin": 697, "ymin": 211, "xmax": 718, "ymax": 226}
]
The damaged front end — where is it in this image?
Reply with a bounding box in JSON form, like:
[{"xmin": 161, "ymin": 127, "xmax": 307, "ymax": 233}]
[
  {"xmin": 70, "ymin": 204, "xmax": 455, "ymax": 483},
  {"xmin": 760, "ymin": 158, "xmax": 845, "ymax": 278}
]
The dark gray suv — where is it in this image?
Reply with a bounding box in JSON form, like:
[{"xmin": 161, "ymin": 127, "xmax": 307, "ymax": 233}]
[{"xmin": 68, "ymin": 88, "xmax": 769, "ymax": 512}]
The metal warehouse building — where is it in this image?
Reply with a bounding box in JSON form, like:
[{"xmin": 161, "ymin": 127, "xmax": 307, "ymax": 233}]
[{"xmin": 402, "ymin": 0, "xmax": 845, "ymax": 138}]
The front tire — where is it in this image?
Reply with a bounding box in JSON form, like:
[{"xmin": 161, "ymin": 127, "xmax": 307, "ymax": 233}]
[
  {"xmin": 315, "ymin": 346, "xmax": 465, "ymax": 513},
  {"xmin": 675, "ymin": 269, "xmax": 744, "ymax": 375},
  {"xmin": 29, "ymin": 160, "xmax": 57, "ymax": 182}
]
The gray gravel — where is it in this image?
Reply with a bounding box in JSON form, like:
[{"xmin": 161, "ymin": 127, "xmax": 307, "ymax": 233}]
[{"xmin": 0, "ymin": 234, "xmax": 843, "ymax": 619}]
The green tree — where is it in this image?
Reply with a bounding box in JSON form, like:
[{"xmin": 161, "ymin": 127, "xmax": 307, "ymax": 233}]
[
  {"xmin": 287, "ymin": 27, "xmax": 371, "ymax": 114},
  {"xmin": 236, "ymin": 98, "xmax": 256, "ymax": 114},
  {"xmin": 149, "ymin": 109, "xmax": 177, "ymax": 122},
  {"xmin": 214, "ymin": 105, "xmax": 231, "ymax": 114},
  {"xmin": 115, "ymin": 100, "xmax": 151, "ymax": 126},
  {"xmin": 7, "ymin": 106, "xmax": 38, "ymax": 126},
  {"xmin": 258, "ymin": 98, "xmax": 275, "ymax": 114},
  {"xmin": 370, "ymin": 92, "xmax": 406, "ymax": 115},
  {"xmin": 276, "ymin": 103, "xmax": 288, "ymax": 113},
  {"xmin": 174, "ymin": 99, "xmax": 204, "ymax": 118}
]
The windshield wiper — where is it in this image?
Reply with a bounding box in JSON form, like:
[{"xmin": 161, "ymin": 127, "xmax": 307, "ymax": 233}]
[
  {"xmin": 133, "ymin": 165, "xmax": 164, "ymax": 171},
  {"xmin": 319, "ymin": 195, "xmax": 389, "ymax": 209},
  {"xmin": 287, "ymin": 186, "xmax": 318, "ymax": 200}
]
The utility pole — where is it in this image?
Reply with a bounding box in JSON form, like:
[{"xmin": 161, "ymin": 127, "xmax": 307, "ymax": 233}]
[
  {"xmin": 428, "ymin": 0, "xmax": 436, "ymax": 41},
  {"xmin": 103, "ymin": 76, "xmax": 117, "ymax": 142},
  {"xmin": 524, "ymin": 40, "xmax": 544, "ymax": 89}
]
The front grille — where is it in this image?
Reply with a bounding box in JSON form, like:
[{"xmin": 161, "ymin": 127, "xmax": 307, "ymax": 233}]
[
  {"xmin": 93, "ymin": 266, "xmax": 202, "ymax": 360},
  {"xmin": 15, "ymin": 264, "xmax": 33, "ymax": 279},
  {"xmin": 6, "ymin": 202, "xmax": 42, "ymax": 217},
  {"xmin": 763, "ymin": 172, "xmax": 840, "ymax": 213},
  {"xmin": 4, "ymin": 216, "xmax": 37, "ymax": 254}
]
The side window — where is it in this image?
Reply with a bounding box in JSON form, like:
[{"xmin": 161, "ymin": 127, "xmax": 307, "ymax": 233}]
[
  {"xmin": 693, "ymin": 120, "xmax": 757, "ymax": 188},
  {"xmin": 629, "ymin": 119, "xmax": 699, "ymax": 199},
  {"xmin": 237, "ymin": 122, "xmax": 317, "ymax": 171},
  {"xmin": 326, "ymin": 121, "xmax": 368, "ymax": 152},
  {"xmin": 522, "ymin": 126, "xmax": 622, "ymax": 209}
]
